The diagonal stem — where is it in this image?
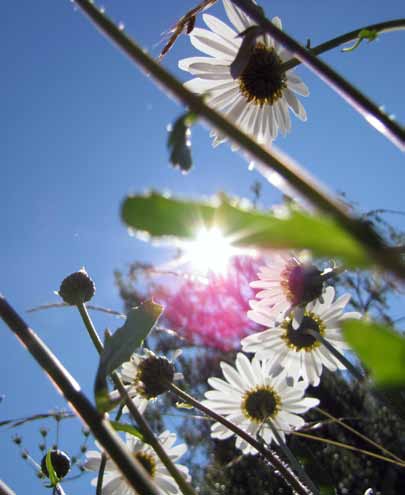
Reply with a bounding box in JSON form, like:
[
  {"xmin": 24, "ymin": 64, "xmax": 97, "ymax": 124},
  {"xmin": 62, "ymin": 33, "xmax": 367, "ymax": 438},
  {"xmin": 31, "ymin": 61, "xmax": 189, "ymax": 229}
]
[
  {"xmin": 280, "ymin": 19, "xmax": 405, "ymax": 72},
  {"xmin": 169, "ymin": 383, "xmax": 314, "ymax": 495},
  {"xmin": 231, "ymin": 0, "xmax": 405, "ymax": 150},
  {"xmin": 73, "ymin": 0, "xmax": 405, "ymax": 281},
  {"xmin": 268, "ymin": 421, "xmax": 320, "ymax": 495},
  {"xmin": 0, "ymin": 296, "xmax": 160, "ymax": 495}
]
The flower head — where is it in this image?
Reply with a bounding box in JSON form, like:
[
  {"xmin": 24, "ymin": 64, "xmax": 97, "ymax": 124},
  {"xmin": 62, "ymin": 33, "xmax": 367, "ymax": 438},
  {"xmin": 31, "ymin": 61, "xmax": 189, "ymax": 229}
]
[
  {"xmin": 202, "ymin": 353, "xmax": 319, "ymax": 454},
  {"xmin": 178, "ymin": 0, "xmax": 308, "ymax": 147},
  {"xmin": 243, "ymin": 286, "xmax": 361, "ymax": 386},
  {"xmin": 248, "ymin": 253, "xmax": 324, "ymax": 324},
  {"xmin": 119, "ymin": 350, "xmax": 182, "ymax": 412},
  {"xmin": 84, "ymin": 431, "xmax": 190, "ymax": 495}
]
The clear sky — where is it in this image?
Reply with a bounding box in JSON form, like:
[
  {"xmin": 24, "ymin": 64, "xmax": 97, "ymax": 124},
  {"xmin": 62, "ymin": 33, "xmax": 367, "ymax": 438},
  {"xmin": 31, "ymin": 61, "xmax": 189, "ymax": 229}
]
[{"xmin": 1, "ymin": 0, "xmax": 404, "ymax": 493}]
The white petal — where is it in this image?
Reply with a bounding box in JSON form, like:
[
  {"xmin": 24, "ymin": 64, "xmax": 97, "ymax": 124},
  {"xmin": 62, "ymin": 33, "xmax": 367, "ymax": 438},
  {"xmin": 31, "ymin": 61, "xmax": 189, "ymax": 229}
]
[
  {"xmin": 223, "ymin": 0, "xmax": 254, "ymax": 33},
  {"xmin": 203, "ymin": 14, "xmax": 239, "ymax": 45},
  {"xmin": 190, "ymin": 27, "xmax": 237, "ymax": 60},
  {"xmin": 284, "ymin": 89, "xmax": 307, "ymax": 121}
]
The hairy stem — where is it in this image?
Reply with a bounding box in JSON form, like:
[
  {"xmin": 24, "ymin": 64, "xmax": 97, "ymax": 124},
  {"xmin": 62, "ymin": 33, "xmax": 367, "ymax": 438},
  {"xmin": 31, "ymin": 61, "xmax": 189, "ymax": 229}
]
[
  {"xmin": 169, "ymin": 383, "xmax": 313, "ymax": 495},
  {"xmin": 0, "ymin": 296, "xmax": 160, "ymax": 495},
  {"xmin": 74, "ymin": 0, "xmax": 405, "ymax": 281}
]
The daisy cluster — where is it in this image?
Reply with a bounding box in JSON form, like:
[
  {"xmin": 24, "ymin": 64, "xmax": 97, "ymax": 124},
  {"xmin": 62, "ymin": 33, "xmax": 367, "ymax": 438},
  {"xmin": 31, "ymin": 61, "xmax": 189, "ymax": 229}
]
[{"xmin": 203, "ymin": 252, "xmax": 360, "ymax": 454}]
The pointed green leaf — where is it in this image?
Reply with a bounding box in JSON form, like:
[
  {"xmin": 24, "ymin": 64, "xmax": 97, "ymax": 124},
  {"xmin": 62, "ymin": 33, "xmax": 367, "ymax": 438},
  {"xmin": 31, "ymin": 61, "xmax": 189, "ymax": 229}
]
[
  {"xmin": 121, "ymin": 193, "xmax": 370, "ymax": 268},
  {"xmin": 342, "ymin": 320, "xmax": 405, "ymax": 387},
  {"xmin": 95, "ymin": 301, "xmax": 163, "ymax": 411},
  {"xmin": 110, "ymin": 421, "xmax": 145, "ymax": 442},
  {"xmin": 167, "ymin": 111, "xmax": 197, "ymax": 173}
]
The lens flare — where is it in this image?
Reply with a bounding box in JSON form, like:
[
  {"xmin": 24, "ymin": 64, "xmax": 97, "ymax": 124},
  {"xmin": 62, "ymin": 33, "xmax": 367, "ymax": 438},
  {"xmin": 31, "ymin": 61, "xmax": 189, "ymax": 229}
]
[{"xmin": 184, "ymin": 227, "xmax": 234, "ymax": 275}]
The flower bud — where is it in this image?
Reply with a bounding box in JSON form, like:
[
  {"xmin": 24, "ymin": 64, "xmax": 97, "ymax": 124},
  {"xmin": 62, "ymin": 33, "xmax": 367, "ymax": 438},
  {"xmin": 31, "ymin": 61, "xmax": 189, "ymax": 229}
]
[
  {"xmin": 58, "ymin": 269, "xmax": 95, "ymax": 305},
  {"xmin": 41, "ymin": 449, "xmax": 71, "ymax": 480}
]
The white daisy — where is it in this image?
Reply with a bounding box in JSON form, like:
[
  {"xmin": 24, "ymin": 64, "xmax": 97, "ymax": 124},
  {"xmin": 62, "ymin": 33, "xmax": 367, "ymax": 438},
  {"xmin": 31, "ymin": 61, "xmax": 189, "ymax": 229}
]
[
  {"xmin": 248, "ymin": 252, "xmax": 324, "ymax": 324},
  {"xmin": 84, "ymin": 430, "xmax": 190, "ymax": 495},
  {"xmin": 242, "ymin": 286, "xmax": 361, "ymax": 386},
  {"xmin": 202, "ymin": 353, "xmax": 319, "ymax": 454},
  {"xmin": 119, "ymin": 350, "xmax": 182, "ymax": 412},
  {"xmin": 178, "ymin": 0, "xmax": 308, "ymax": 146}
]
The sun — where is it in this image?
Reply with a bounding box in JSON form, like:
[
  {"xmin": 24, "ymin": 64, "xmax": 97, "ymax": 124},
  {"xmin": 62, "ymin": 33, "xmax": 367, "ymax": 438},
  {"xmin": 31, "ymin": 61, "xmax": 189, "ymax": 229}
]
[{"xmin": 183, "ymin": 227, "xmax": 235, "ymax": 275}]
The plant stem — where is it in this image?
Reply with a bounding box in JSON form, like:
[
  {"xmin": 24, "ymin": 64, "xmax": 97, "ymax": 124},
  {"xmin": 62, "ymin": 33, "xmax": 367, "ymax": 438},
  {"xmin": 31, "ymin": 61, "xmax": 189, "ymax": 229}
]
[
  {"xmin": 169, "ymin": 383, "xmax": 313, "ymax": 495},
  {"xmin": 0, "ymin": 296, "xmax": 161, "ymax": 495},
  {"xmin": 280, "ymin": 19, "xmax": 405, "ymax": 72},
  {"xmin": 73, "ymin": 0, "xmax": 405, "ymax": 281},
  {"xmin": 304, "ymin": 328, "xmax": 364, "ymax": 381},
  {"xmin": 0, "ymin": 479, "xmax": 16, "ymax": 495},
  {"xmin": 77, "ymin": 311, "xmax": 196, "ymax": 495},
  {"xmin": 96, "ymin": 405, "xmax": 123, "ymax": 495},
  {"xmin": 112, "ymin": 375, "xmax": 197, "ymax": 495},
  {"xmin": 267, "ymin": 421, "xmax": 319, "ymax": 495},
  {"xmin": 77, "ymin": 303, "xmax": 104, "ymax": 353},
  {"xmin": 231, "ymin": 0, "xmax": 405, "ymax": 151},
  {"xmin": 290, "ymin": 430, "xmax": 405, "ymax": 468},
  {"xmin": 316, "ymin": 407, "xmax": 405, "ymax": 463}
]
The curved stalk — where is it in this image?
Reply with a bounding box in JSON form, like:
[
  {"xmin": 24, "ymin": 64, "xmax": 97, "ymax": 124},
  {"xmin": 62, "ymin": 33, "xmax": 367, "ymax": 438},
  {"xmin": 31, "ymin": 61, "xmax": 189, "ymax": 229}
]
[
  {"xmin": 169, "ymin": 383, "xmax": 314, "ymax": 495},
  {"xmin": 280, "ymin": 19, "xmax": 405, "ymax": 72},
  {"xmin": 73, "ymin": 0, "xmax": 405, "ymax": 280},
  {"xmin": 231, "ymin": 0, "xmax": 405, "ymax": 150}
]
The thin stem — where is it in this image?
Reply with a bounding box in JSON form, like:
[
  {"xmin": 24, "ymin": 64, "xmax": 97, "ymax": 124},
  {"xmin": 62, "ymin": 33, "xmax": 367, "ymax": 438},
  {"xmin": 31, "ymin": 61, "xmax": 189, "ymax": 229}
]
[
  {"xmin": 77, "ymin": 312, "xmax": 196, "ymax": 495},
  {"xmin": 74, "ymin": 0, "xmax": 405, "ymax": 281},
  {"xmin": 304, "ymin": 328, "xmax": 364, "ymax": 381},
  {"xmin": 280, "ymin": 19, "xmax": 405, "ymax": 72},
  {"xmin": 97, "ymin": 405, "xmax": 123, "ymax": 495},
  {"xmin": 77, "ymin": 303, "xmax": 104, "ymax": 353},
  {"xmin": 268, "ymin": 421, "xmax": 319, "ymax": 495},
  {"xmin": 316, "ymin": 407, "xmax": 405, "ymax": 463},
  {"xmin": 0, "ymin": 296, "xmax": 161, "ymax": 495},
  {"xmin": 290, "ymin": 430, "xmax": 405, "ymax": 468},
  {"xmin": 169, "ymin": 383, "xmax": 313, "ymax": 495},
  {"xmin": 232, "ymin": 0, "xmax": 405, "ymax": 151}
]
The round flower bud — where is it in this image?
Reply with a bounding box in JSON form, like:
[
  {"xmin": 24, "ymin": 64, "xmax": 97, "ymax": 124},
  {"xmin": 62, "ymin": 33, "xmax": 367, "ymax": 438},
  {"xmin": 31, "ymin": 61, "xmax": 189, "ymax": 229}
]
[
  {"xmin": 58, "ymin": 269, "xmax": 95, "ymax": 305},
  {"xmin": 41, "ymin": 449, "xmax": 71, "ymax": 480},
  {"xmin": 136, "ymin": 354, "xmax": 175, "ymax": 399}
]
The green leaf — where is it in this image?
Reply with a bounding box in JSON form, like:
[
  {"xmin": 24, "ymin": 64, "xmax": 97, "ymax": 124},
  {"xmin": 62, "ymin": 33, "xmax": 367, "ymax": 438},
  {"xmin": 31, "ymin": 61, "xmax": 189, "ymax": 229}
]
[
  {"xmin": 342, "ymin": 29, "xmax": 378, "ymax": 52},
  {"xmin": 342, "ymin": 320, "xmax": 405, "ymax": 387},
  {"xmin": 110, "ymin": 421, "xmax": 145, "ymax": 442},
  {"xmin": 95, "ymin": 301, "xmax": 163, "ymax": 411},
  {"xmin": 167, "ymin": 111, "xmax": 197, "ymax": 172},
  {"xmin": 45, "ymin": 450, "xmax": 60, "ymax": 487},
  {"xmin": 121, "ymin": 193, "xmax": 370, "ymax": 268}
]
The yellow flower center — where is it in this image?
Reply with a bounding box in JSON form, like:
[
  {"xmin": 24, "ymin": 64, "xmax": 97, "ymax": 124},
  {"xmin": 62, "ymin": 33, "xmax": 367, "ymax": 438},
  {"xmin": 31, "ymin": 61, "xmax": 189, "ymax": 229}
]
[
  {"xmin": 281, "ymin": 311, "xmax": 325, "ymax": 352},
  {"xmin": 241, "ymin": 385, "xmax": 281, "ymax": 423},
  {"xmin": 134, "ymin": 452, "xmax": 156, "ymax": 478}
]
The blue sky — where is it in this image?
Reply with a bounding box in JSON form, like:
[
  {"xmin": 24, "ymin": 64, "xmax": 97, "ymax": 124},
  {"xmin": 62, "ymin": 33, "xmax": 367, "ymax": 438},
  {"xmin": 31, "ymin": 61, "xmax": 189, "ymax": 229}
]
[{"xmin": 1, "ymin": 0, "xmax": 404, "ymax": 493}]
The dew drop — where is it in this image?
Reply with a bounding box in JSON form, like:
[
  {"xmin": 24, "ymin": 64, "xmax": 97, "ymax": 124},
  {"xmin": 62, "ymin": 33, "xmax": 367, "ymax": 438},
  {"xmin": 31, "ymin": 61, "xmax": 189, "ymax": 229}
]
[
  {"xmin": 99, "ymin": 5, "xmax": 105, "ymax": 14},
  {"xmin": 118, "ymin": 22, "xmax": 125, "ymax": 31},
  {"xmin": 248, "ymin": 161, "xmax": 255, "ymax": 171}
]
